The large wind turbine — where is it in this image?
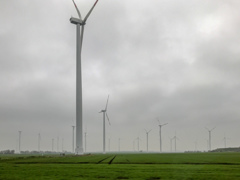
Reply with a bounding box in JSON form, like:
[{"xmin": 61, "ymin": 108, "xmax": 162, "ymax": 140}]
[
  {"xmin": 205, "ymin": 127, "xmax": 216, "ymax": 151},
  {"xmin": 99, "ymin": 95, "xmax": 111, "ymax": 154},
  {"xmin": 70, "ymin": 0, "xmax": 99, "ymax": 154},
  {"xmin": 157, "ymin": 119, "xmax": 168, "ymax": 152},
  {"xmin": 144, "ymin": 129, "xmax": 152, "ymax": 152}
]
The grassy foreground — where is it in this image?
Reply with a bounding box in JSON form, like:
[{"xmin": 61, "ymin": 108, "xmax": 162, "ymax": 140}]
[{"xmin": 1, "ymin": 153, "xmax": 240, "ymax": 179}]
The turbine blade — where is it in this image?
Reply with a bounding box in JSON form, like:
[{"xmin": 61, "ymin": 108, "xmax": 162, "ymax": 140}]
[
  {"xmin": 162, "ymin": 123, "xmax": 168, "ymax": 126},
  {"xmin": 105, "ymin": 95, "xmax": 109, "ymax": 111},
  {"xmin": 106, "ymin": 112, "xmax": 111, "ymax": 125},
  {"xmin": 83, "ymin": 0, "xmax": 99, "ymax": 23},
  {"xmin": 72, "ymin": 0, "xmax": 82, "ymax": 20},
  {"xmin": 148, "ymin": 129, "xmax": 152, "ymax": 133},
  {"xmin": 211, "ymin": 127, "xmax": 216, "ymax": 131}
]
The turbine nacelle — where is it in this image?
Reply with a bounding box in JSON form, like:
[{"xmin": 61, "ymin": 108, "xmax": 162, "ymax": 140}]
[{"xmin": 70, "ymin": 17, "xmax": 85, "ymax": 25}]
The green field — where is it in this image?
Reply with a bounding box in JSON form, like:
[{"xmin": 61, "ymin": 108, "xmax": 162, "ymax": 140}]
[{"xmin": 1, "ymin": 153, "xmax": 240, "ymax": 179}]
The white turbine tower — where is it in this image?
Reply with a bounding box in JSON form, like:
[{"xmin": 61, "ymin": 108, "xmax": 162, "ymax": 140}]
[
  {"xmin": 38, "ymin": 133, "xmax": 41, "ymax": 152},
  {"xmin": 205, "ymin": 127, "xmax": 216, "ymax": 151},
  {"xmin": 99, "ymin": 95, "xmax": 111, "ymax": 154},
  {"xmin": 70, "ymin": 0, "xmax": 99, "ymax": 154},
  {"xmin": 18, "ymin": 131, "xmax": 22, "ymax": 154},
  {"xmin": 144, "ymin": 129, "xmax": 152, "ymax": 152},
  {"xmin": 157, "ymin": 119, "xmax": 168, "ymax": 152}
]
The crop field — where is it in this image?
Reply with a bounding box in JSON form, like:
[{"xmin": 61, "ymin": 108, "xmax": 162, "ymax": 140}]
[{"xmin": 1, "ymin": 152, "xmax": 240, "ymax": 179}]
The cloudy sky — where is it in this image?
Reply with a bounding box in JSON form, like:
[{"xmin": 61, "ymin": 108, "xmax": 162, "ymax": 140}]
[{"xmin": 1, "ymin": 0, "xmax": 240, "ymax": 153}]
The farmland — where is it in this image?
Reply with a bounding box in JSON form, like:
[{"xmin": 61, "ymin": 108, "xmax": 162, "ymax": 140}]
[{"xmin": 1, "ymin": 152, "xmax": 240, "ymax": 179}]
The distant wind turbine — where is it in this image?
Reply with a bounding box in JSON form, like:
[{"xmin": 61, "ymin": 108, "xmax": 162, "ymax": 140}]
[
  {"xmin": 157, "ymin": 119, "xmax": 168, "ymax": 152},
  {"xmin": 18, "ymin": 131, "xmax": 22, "ymax": 154},
  {"xmin": 38, "ymin": 133, "xmax": 41, "ymax": 152},
  {"xmin": 62, "ymin": 138, "xmax": 64, "ymax": 152},
  {"xmin": 223, "ymin": 134, "xmax": 230, "ymax": 148},
  {"xmin": 172, "ymin": 132, "xmax": 179, "ymax": 152},
  {"xmin": 70, "ymin": 0, "xmax": 99, "ymax": 154},
  {"xmin": 99, "ymin": 95, "xmax": 111, "ymax": 154},
  {"xmin": 136, "ymin": 137, "xmax": 141, "ymax": 152},
  {"xmin": 144, "ymin": 129, "xmax": 152, "ymax": 152},
  {"xmin": 205, "ymin": 127, "xmax": 216, "ymax": 151}
]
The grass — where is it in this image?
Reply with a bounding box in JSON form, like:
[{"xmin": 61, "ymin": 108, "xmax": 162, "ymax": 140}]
[{"xmin": 1, "ymin": 153, "xmax": 240, "ymax": 179}]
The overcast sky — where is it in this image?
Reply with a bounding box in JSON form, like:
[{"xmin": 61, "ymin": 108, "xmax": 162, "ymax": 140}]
[{"xmin": 1, "ymin": 0, "xmax": 240, "ymax": 153}]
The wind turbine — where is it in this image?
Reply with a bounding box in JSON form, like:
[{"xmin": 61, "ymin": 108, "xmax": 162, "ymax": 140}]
[
  {"xmin": 144, "ymin": 129, "xmax": 152, "ymax": 152},
  {"xmin": 172, "ymin": 132, "xmax": 179, "ymax": 152},
  {"xmin": 205, "ymin": 127, "xmax": 216, "ymax": 151},
  {"xmin": 99, "ymin": 95, "xmax": 111, "ymax": 154},
  {"xmin": 70, "ymin": 0, "xmax": 99, "ymax": 154},
  {"xmin": 223, "ymin": 133, "xmax": 230, "ymax": 148},
  {"xmin": 62, "ymin": 138, "xmax": 64, "ymax": 152},
  {"xmin": 136, "ymin": 137, "xmax": 141, "ymax": 152},
  {"xmin": 157, "ymin": 119, "xmax": 168, "ymax": 152},
  {"xmin": 38, "ymin": 133, "xmax": 41, "ymax": 152},
  {"xmin": 18, "ymin": 131, "xmax": 22, "ymax": 154}
]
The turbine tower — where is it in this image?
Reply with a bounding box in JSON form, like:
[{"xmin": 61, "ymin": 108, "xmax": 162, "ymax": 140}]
[
  {"xmin": 157, "ymin": 119, "xmax": 168, "ymax": 152},
  {"xmin": 205, "ymin": 127, "xmax": 216, "ymax": 151},
  {"xmin": 70, "ymin": 0, "xmax": 99, "ymax": 154},
  {"xmin": 18, "ymin": 131, "xmax": 22, "ymax": 154},
  {"xmin": 144, "ymin": 129, "xmax": 152, "ymax": 152},
  {"xmin": 38, "ymin": 133, "xmax": 41, "ymax": 152},
  {"xmin": 99, "ymin": 95, "xmax": 111, "ymax": 154}
]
